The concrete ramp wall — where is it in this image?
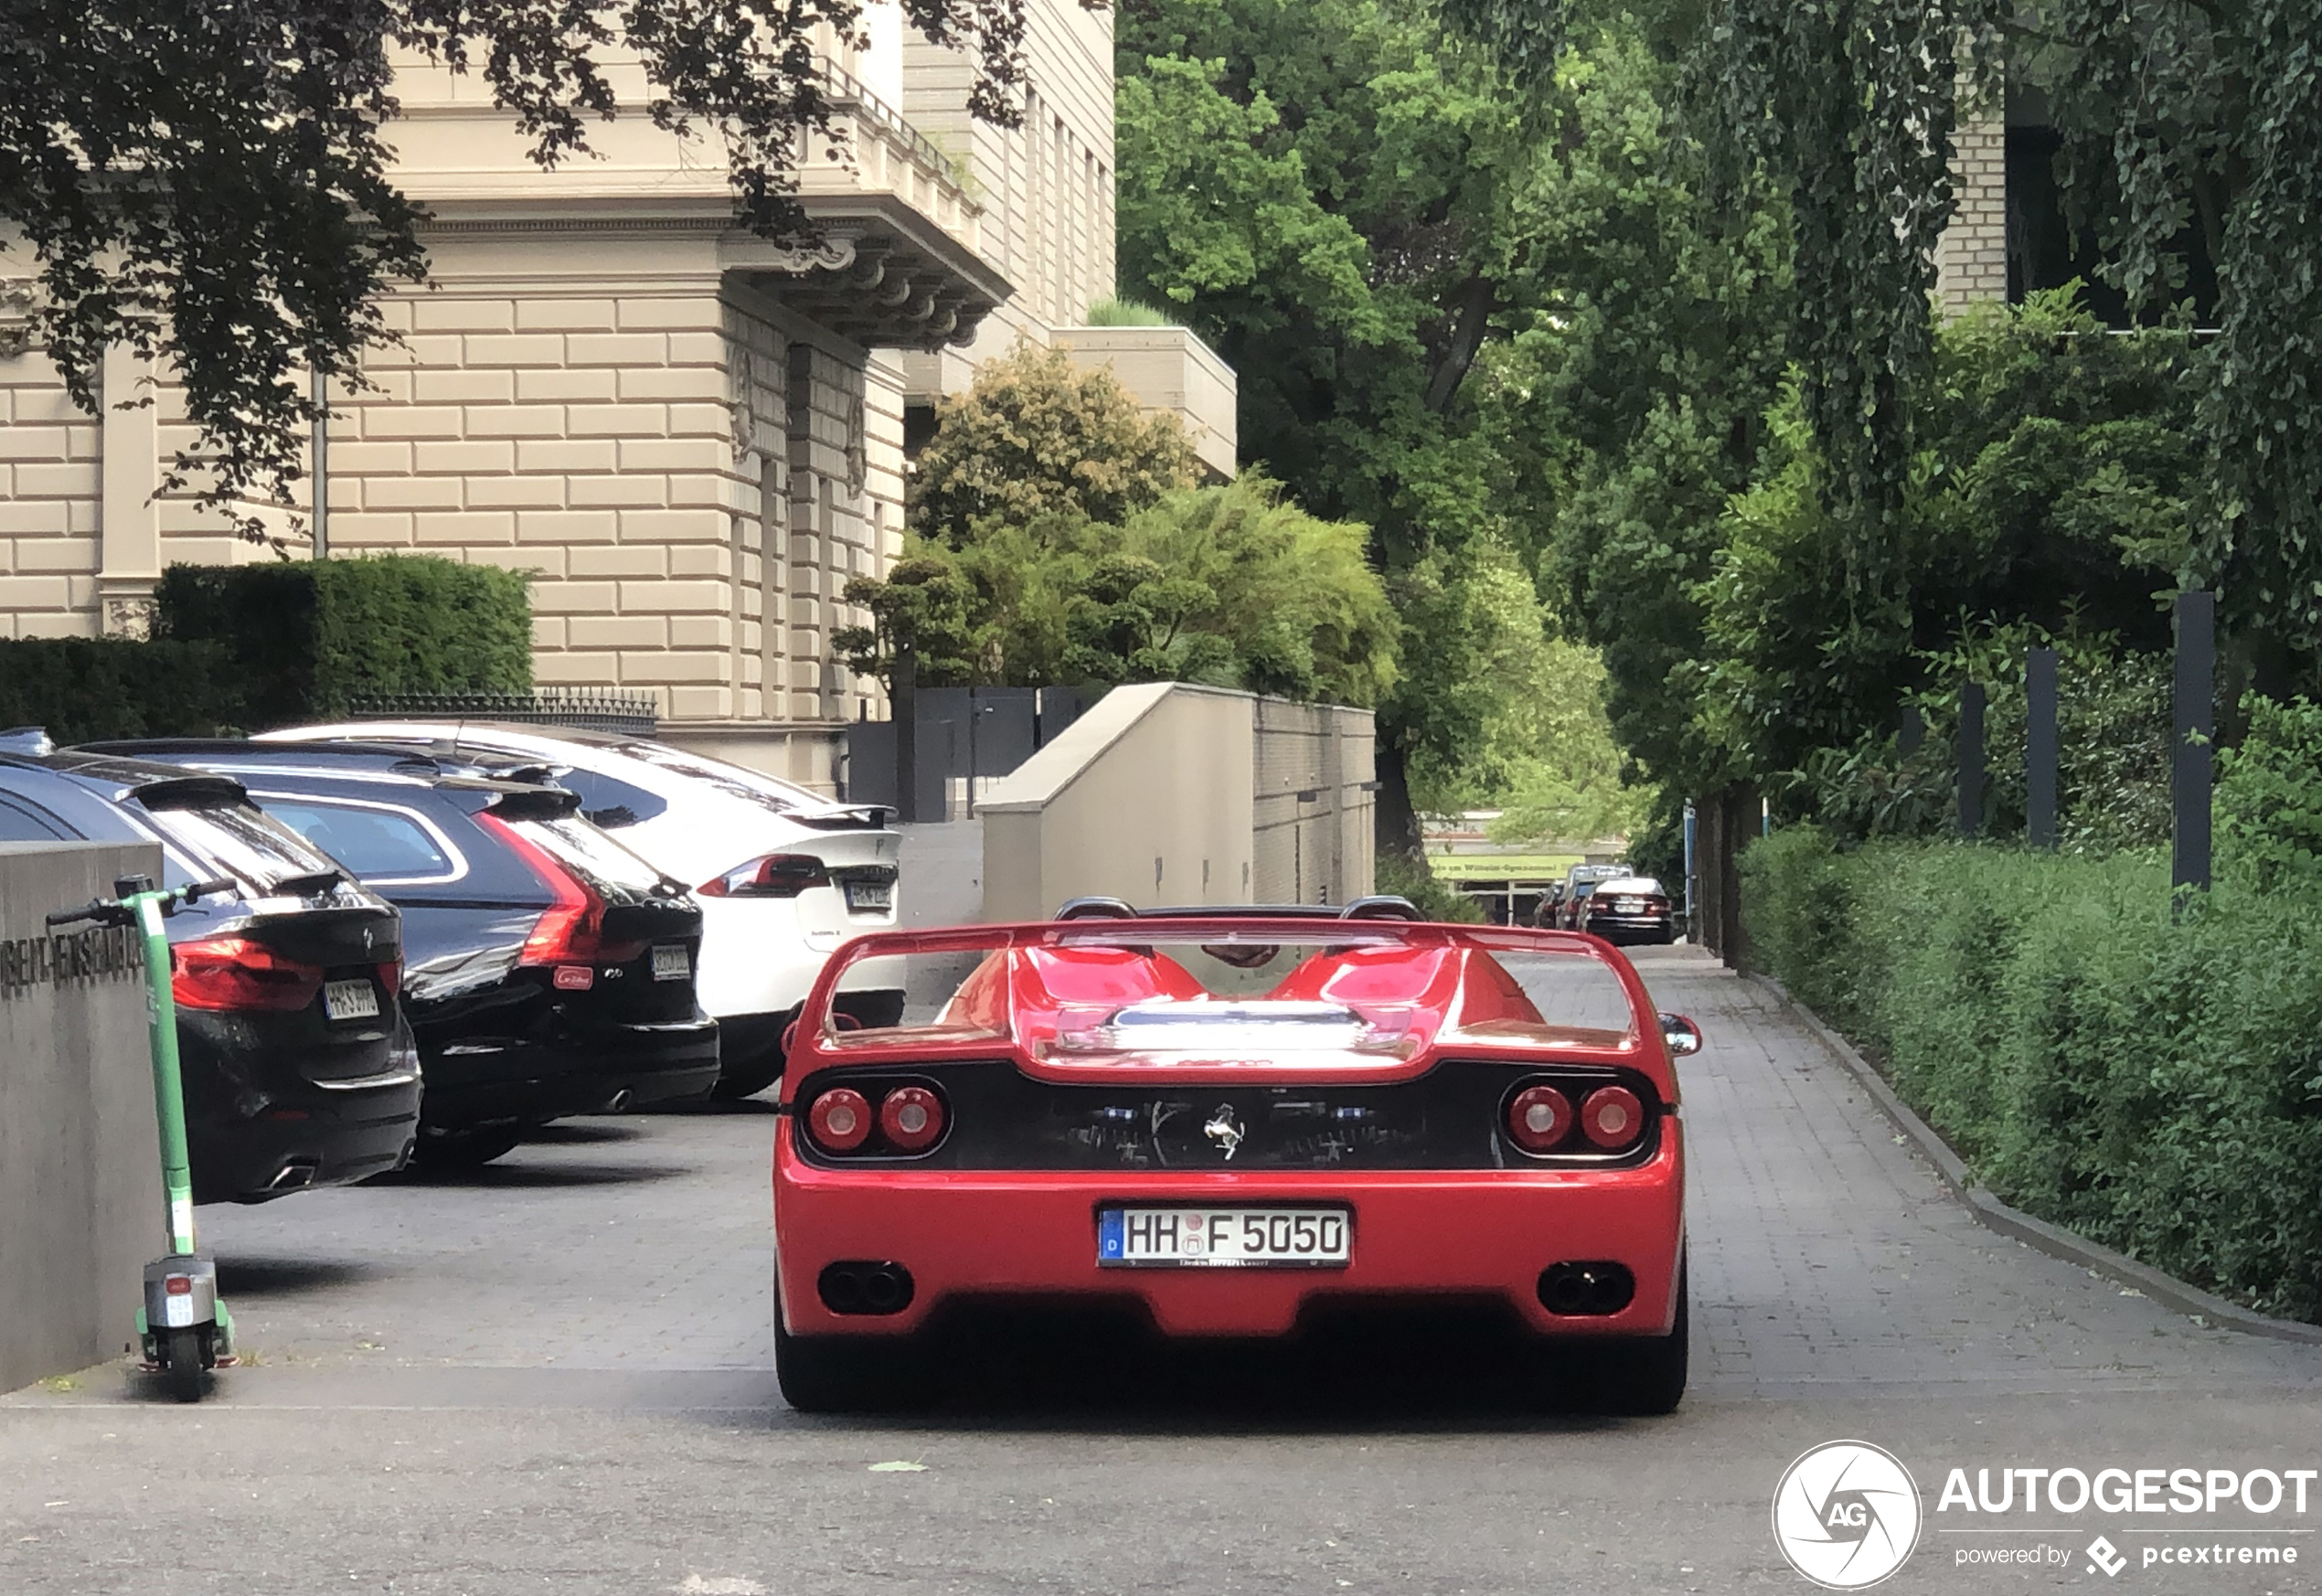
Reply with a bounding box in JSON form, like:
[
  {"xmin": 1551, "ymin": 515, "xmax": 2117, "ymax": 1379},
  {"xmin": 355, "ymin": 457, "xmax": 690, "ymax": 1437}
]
[
  {"xmin": 977, "ymin": 684, "xmax": 1374, "ymax": 921},
  {"xmin": 0, "ymin": 842, "xmax": 165, "ymax": 1392}
]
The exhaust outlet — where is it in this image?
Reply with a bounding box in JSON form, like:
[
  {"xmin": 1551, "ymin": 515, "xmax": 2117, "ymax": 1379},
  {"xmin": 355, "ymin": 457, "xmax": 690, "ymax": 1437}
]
[
  {"xmin": 818, "ymin": 1261, "xmax": 915, "ymax": 1316},
  {"xmin": 266, "ymin": 1162, "xmax": 318, "ymax": 1193},
  {"xmin": 1538, "ymin": 1261, "xmax": 1635, "ymax": 1317},
  {"xmin": 602, "ymin": 1090, "xmax": 634, "ymax": 1113}
]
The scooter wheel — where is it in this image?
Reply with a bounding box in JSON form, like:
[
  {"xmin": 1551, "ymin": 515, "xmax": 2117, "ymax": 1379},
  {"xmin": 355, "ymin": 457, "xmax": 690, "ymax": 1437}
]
[{"xmin": 164, "ymin": 1328, "xmax": 204, "ymax": 1403}]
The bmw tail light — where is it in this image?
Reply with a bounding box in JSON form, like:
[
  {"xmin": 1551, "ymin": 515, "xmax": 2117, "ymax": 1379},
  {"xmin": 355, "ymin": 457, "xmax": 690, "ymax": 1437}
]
[
  {"xmin": 1581, "ymin": 1085, "xmax": 1646, "ymax": 1151},
  {"xmin": 378, "ymin": 961, "xmax": 403, "ymax": 1000},
  {"xmin": 480, "ymin": 814, "xmax": 648, "ymax": 966},
  {"xmin": 698, "ymin": 853, "xmax": 829, "ymax": 899},
  {"xmin": 806, "ymin": 1088, "xmax": 873, "ymax": 1153},
  {"xmin": 1507, "ymin": 1084, "xmax": 1573, "ymax": 1154},
  {"xmin": 170, "ymin": 937, "xmax": 325, "ymax": 1013},
  {"xmin": 879, "ymin": 1085, "xmax": 946, "ymax": 1153}
]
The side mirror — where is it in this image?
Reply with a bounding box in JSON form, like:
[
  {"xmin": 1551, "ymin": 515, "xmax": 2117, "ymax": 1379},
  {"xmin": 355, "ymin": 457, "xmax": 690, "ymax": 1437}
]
[{"xmin": 1659, "ymin": 1013, "xmax": 1704, "ymax": 1058}]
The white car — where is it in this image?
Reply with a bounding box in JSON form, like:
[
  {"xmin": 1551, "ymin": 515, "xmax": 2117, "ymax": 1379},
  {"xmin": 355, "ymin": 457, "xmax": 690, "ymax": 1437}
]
[{"xmin": 259, "ymin": 721, "xmax": 903, "ymax": 1098}]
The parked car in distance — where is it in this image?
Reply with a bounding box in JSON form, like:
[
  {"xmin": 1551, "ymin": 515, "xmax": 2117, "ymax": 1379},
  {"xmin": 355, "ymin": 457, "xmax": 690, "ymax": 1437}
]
[
  {"xmin": 256, "ymin": 721, "xmax": 902, "ymax": 1100},
  {"xmin": 1533, "ymin": 882, "xmax": 1569, "ymax": 928},
  {"xmin": 1556, "ymin": 865, "xmax": 1627, "ymax": 931},
  {"xmin": 87, "ymin": 741, "xmax": 722, "ymax": 1165},
  {"xmin": 1578, "ymin": 876, "xmax": 1678, "ymax": 946},
  {"xmin": 0, "ymin": 741, "xmax": 420, "ymax": 1201}
]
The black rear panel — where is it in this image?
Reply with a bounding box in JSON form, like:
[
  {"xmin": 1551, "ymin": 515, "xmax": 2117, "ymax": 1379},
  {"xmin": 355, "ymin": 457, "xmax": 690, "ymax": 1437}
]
[
  {"xmin": 505, "ymin": 813, "xmax": 701, "ymax": 1023},
  {"xmin": 791, "ymin": 1059, "xmax": 1667, "ymax": 1172}
]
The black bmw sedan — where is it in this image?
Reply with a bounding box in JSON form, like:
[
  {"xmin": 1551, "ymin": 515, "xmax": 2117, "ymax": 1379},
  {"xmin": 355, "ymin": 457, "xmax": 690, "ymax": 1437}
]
[
  {"xmin": 0, "ymin": 745, "xmax": 420, "ymax": 1202},
  {"xmin": 91, "ymin": 741, "xmax": 722, "ymax": 1165}
]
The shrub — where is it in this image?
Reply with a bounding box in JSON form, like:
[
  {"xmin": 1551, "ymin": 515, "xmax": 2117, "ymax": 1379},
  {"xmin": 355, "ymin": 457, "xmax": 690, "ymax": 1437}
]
[
  {"xmin": 907, "ymin": 342, "xmax": 1201, "ymax": 543},
  {"xmin": 1742, "ymin": 815, "xmax": 2322, "ymax": 1322},
  {"xmin": 155, "ymin": 556, "xmax": 531, "ymax": 728},
  {"xmin": 0, "ymin": 637, "xmax": 246, "ymax": 742}
]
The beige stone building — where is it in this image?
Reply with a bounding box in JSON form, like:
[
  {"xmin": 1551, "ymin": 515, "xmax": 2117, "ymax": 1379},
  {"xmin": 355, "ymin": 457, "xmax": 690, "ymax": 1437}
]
[{"xmin": 0, "ymin": 2, "xmax": 1236, "ymax": 790}]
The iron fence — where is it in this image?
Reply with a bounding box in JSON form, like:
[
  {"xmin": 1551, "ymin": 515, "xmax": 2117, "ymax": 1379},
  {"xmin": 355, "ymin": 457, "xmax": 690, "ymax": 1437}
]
[{"xmin": 343, "ymin": 688, "xmax": 658, "ymax": 739}]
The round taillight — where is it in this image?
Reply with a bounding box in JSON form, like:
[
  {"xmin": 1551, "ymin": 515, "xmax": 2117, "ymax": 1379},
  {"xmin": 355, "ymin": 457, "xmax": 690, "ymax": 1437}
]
[
  {"xmin": 806, "ymin": 1087, "xmax": 872, "ymax": 1153},
  {"xmin": 879, "ymin": 1085, "xmax": 945, "ymax": 1154},
  {"xmin": 1507, "ymin": 1085, "xmax": 1573, "ymax": 1154},
  {"xmin": 1581, "ymin": 1085, "xmax": 1646, "ymax": 1150}
]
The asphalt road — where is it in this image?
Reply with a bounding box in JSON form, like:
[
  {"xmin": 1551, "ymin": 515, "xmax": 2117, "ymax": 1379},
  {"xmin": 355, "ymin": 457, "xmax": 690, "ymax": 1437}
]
[{"xmin": 8, "ymin": 947, "xmax": 2322, "ymax": 1595}]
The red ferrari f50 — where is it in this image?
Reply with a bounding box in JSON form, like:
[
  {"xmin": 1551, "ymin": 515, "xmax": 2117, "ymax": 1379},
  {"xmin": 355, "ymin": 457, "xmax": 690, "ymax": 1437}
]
[{"xmin": 772, "ymin": 900, "xmax": 1700, "ymax": 1412}]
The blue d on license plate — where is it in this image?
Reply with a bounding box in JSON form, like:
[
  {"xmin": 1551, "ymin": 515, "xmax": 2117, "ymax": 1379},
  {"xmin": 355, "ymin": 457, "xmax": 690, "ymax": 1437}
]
[{"xmin": 1098, "ymin": 1207, "xmax": 1350, "ymax": 1268}]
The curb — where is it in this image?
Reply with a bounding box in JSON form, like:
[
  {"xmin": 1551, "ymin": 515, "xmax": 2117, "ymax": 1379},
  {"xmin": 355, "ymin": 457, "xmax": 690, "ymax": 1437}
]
[{"xmin": 1747, "ymin": 972, "xmax": 2322, "ymax": 1346}]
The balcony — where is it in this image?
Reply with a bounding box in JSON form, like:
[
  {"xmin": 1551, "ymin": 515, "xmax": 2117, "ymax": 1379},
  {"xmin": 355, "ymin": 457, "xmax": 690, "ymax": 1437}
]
[
  {"xmin": 379, "ymin": 54, "xmax": 1010, "ymax": 351},
  {"xmin": 1051, "ymin": 325, "xmax": 1239, "ymax": 478}
]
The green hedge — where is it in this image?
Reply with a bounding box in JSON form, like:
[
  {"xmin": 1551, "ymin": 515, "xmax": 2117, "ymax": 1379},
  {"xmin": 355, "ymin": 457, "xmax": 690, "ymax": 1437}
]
[
  {"xmin": 1743, "ymin": 825, "xmax": 2322, "ymax": 1323},
  {"xmin": 156, "ymin": 557, "xmax": 531, "ymax": 727},
  {"xmin": 0, "ymin": 637, "xmax": 248, "ymax": 743},
  {"xmin": 0, "ymin": 556, "xmax": 533, "ymax": 744}
]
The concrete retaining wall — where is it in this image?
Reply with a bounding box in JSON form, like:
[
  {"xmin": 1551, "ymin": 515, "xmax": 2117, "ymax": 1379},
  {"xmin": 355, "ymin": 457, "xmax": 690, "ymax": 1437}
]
[
  {"xmin": 977, "ymin": 684, "xmax": 1374, "ymax": 921},
  {"xmin": 0, "ymin": 842, "xmax": 165, "ymax": 1391}
]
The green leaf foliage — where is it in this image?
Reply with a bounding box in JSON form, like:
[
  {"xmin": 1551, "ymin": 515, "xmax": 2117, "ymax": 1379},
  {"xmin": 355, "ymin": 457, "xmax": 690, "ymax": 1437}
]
[
  {"xmin": 907, "ymin": 342, "xmax": 1201, "ymax": 543},
  {"xmin": 1743, "ymin": 803, "xmax": 2322, "ymax": 1324},
  {"xmin": 1695, "ymin": 292, "xmax": 2197, "ymax": 790},
  {"xmin": 0, "ymin": 637, "xmax": 246, "ymax": 743},
  {"xmin": 841, "ymin": 473, "xmax": 1398, "ymax": 706},
  {"xmin": 1116, "ymin": 2, "xmax": 1704, "ymax": 845},
  {"xmin": 155, "ymin": 555, "xmax": 532, "ymax": 728}
]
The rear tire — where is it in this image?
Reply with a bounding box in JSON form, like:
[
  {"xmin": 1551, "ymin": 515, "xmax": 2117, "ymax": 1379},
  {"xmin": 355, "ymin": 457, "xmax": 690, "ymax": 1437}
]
[
  {"xmin": 773, "ymin": 1289, "xmax": 929, "ymax": 1413},
  {"xmin": 710, "ymin": 1056, "xmax": 786, "ymax": 1102},
  {"xmin": 1601, "ymin": 1264, "xmax": 1688, "ymax": 1415},
  {"xmin": 164, "ymin": 1328, "xmax": 204, "ymax": 1403},
  {"xmin": 411, "ymin": 1126, "xmax": 524, "ymax": 1167}
]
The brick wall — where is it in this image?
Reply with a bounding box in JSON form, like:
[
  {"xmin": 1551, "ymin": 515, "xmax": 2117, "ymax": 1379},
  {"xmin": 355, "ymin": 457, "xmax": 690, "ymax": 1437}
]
[{"xmin": 1938, "ymin": 115, "xmax": 2008, "ymax": 312}]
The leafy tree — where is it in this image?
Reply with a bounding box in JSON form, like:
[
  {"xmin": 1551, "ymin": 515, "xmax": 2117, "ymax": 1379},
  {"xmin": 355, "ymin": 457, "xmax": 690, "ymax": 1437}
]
[
  {"xmin": 2012, "ymin": 2, "xmax": 2322, "ymax": 667},
  {"xmin": 1695, "ymin": 291, "xmax": 2196, "ymax": 785},
  {"xmin": 907, "ymin": 341, "xmax": 1201, "ymax": 543},
  {"xmin": 1116, "ymin": 0, "xmax": 1548, "ymax": 855},
  {"xmin": 1401, "ymin": 536, "xmax": 1646, "ymax": 845},
  {"xmin": 1422, "ymin": 13, "xmax": 1787, "ymax": 814},
  {"xmin": 0, "ymin": 0, "xmax": 1043, "ymax": 537},
  {"xmin": 839, "ymin": 473, "xmax": 1399, "ymax": 704}
]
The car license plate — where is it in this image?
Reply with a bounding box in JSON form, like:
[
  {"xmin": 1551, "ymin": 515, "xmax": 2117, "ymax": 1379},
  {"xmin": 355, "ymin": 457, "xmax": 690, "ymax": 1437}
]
[
  {"xmin": 651, "ymin": 944, "xmax": 689, "ymax": 982},
  {"xmin": 322, "ymin": 978, "xmax": 380, "ymax": 1021},
  {"xmin": 1614, "ymin": 897, "xmax": 1645, "ymax": 912},
  {"xmin": 1098, "ymin": 1207, "xmax": 1351, "ymax": 1268},
  {"xmin": 845, "ymin": 878, "xmax": 893, "ymax": 913}
]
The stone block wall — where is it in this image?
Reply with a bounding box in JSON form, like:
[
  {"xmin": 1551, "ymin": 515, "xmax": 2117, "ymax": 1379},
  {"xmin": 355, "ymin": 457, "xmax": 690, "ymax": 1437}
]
[
  {"xmin": 1939, "ymin": 115, "xmax": 2008, "ymax": 312},
  {"xmin": 0, "ymin": 350, "xmax": 102, "ymax": 639}
]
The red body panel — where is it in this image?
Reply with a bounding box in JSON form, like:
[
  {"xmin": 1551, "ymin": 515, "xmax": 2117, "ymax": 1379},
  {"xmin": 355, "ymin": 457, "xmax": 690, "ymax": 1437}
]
[{"xmin": 773, "ymin": 921, "xmax": 1686, "ymax": 1342}]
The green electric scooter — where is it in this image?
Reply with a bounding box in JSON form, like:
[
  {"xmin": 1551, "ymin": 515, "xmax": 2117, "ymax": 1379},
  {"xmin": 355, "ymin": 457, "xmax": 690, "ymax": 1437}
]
[{"xmin": 48, "ymin": 873, "xmax": 240, "ymax": 1402}]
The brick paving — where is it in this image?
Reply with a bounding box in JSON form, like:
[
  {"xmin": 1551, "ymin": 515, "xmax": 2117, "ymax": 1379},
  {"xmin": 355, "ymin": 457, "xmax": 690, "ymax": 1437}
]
[{"xmin": 88, "ymin": 942, "xmax": 2312, "ymax": 1409}]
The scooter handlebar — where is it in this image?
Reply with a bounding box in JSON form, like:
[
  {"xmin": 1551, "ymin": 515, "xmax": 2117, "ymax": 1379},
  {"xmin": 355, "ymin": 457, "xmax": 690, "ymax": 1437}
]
[
  {"xmin": 181, "ymin": 878, "xmax": 237, "ymax": 903},
  {"xmin": 45, "ymin": 901, "xmax": 103, "ymax": 929}
]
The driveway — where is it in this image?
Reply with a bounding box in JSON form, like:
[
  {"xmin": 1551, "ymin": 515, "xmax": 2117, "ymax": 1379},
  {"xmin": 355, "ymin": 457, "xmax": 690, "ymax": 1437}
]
[{"xmin": 7, "ymin": 947, "xmax": 2320, "ymax": 1593}]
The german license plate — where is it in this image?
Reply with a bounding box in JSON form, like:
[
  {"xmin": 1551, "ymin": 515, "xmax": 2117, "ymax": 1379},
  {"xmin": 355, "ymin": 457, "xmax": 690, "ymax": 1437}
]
[
  {"xmin": 322, "ymin": 978, "xmax": 380, "ymax": 1021},
  {"xmin": 845, "ymin": 878, "xmax": 893, "ymax": 913},
  {"xmin": 651, "ymin": 944, "xmax": 689, "ymax": 982},
  {"xmin": 1614, "ymin": 897, "xmax": 1645, "ymax": 912},
  {"xmin": 1098, "ymin": 1207, "xmax": 1351, "ymax": 1268}
]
